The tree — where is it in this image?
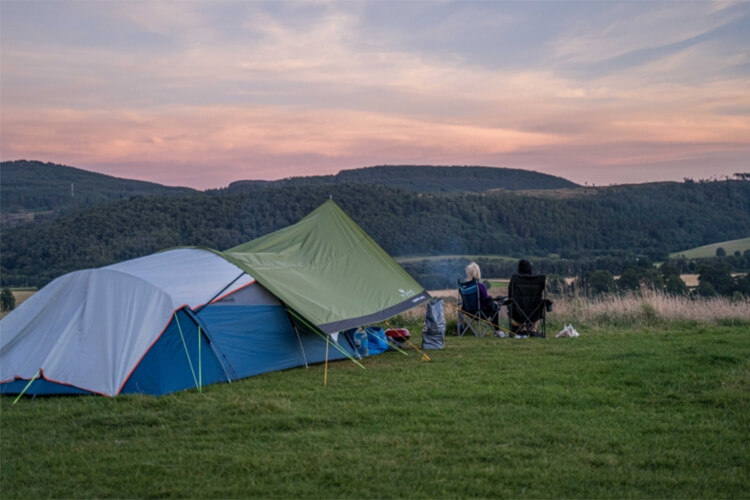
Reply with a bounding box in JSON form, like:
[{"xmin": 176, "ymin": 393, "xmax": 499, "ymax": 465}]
[
  {"xmin": 696, "ymin": 281, "xmax": 717, "ymax": 297},
  {"xmin": 547, "ymin": 274, "xmax": 571, "ymax": 295},
  {"xmin": 617, "ymin": 267, "xmax": 664, "ymax": 292},
  {"xmin": 660, "ymin": 261, "xmax": 689, "ymax": 295},
  {"xmin": 664, "ymin": 274, "xmax": 688, "ymax": 295},
  {"xmin": 698, "ymin": 261, "xmax": 734, "ymax": 296},
  {"xmin": 581, "ymin": 270, "xmax": 615, "ymax": 295},
  {"xmin": 737, "ymin": 274, "xmax": 750, "ymax": 297},
  {"xmin": 716, "ymin": 247, "xmax": 726, "ymax": 257},
  {"xmin": 1, "ymin": 287, "xmax": 15, "ymax": 312}
]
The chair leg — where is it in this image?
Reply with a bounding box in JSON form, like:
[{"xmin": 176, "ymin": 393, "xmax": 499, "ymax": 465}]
[
  {"xmin": 475, "ymin": 317, "xmax": 490, "ymax": 337},
  {"xmin": 457, "ymin": 310, "xmax": 489, "ymax": 337},
  {"xmin": 458, "ymin": 312, "xmax": 478, "ymax": 337},
  {"xmin": 469, "ymin": 318, "xmax": 483, "ymax": 337}
]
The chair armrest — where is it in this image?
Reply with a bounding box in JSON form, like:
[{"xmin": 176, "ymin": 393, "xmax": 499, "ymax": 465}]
[{"xmin": 494, "ymin": 296, "xmax": 510, "ymax": 306}]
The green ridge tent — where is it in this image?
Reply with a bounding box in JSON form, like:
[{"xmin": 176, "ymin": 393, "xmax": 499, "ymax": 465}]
[{"xmin": 224, "ymin": 199, "xmax": 430, "ymax": 333}]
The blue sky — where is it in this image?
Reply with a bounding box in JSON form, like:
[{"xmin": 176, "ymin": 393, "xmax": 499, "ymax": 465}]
[{"xmin": 2, "ymin": 0, "xmax": 749, "ymax": 189}]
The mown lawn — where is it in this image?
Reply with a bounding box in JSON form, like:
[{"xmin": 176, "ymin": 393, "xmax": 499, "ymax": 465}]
[{"xmin": 1, "ymin": 322, "xmax": 748, "ymax": 499}]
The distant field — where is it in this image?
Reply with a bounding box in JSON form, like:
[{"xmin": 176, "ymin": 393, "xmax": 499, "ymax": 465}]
[
  {"xmin": 0, "ymin": 289, "xmax": 36, "ymax": 319},
  {"xmin": 670, "ymin": 237, "xmax": 750, "ymax": 259},
  {"xmin": 12, "ymin": 289, "xmax": 35, "ymax": 305}
]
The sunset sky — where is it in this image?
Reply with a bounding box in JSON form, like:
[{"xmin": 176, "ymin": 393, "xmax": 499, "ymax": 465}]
[{"xmin": 2, "ymin": 1, "xmax": 749, "ymax": 190}]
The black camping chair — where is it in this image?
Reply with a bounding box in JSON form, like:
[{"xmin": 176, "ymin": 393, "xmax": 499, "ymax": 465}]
[
  {"xmin": 456, "ymin": 279, "xmax": 495, "ymax": 337},
  {"xmin": 504, "ymin": 274, "xmax": 551, "ymax": 337}
]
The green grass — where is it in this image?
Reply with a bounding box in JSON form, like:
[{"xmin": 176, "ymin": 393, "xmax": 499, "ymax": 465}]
[
  {"xmin": 670, "ymin": 237, "xmax": 750, "ymax": 259},
  {"xmin": 2, "ymin": 321, "xmax": 748, "ymax": 499}
]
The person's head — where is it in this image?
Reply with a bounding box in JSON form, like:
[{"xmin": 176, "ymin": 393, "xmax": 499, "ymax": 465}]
[
  {"xmin": 518, "ymin": 259, "xmax": 533, "ymax": 275},
  {"xmin": 465, "ymin": 262, "xmax": 481, "ymax": 281}
]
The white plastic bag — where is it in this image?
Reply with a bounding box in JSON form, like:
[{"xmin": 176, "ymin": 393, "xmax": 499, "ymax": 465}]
[{"xmin": 555, "ymin": 324, "xmax": 580, "ymax": 338}]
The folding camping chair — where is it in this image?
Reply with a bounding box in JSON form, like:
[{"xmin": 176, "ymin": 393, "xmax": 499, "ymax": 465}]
[
  {"xmin": 456, "ymin": 279, "xmax": 496, "ymax": 337},
  {"xmin": 504, "ymin": 274, "xmax": 551, "ymax": 337}
]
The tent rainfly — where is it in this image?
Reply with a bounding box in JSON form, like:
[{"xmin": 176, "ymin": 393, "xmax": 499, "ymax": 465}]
[{"xmin": 0, "ymin": 200, "xmax": 430, "ymax": 396}]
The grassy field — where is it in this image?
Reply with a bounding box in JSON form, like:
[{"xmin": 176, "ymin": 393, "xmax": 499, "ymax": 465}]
[
  {"xmin": 2, "ymin": 310, "xmax": 748, "ymax": 498},
  {"xmin": 670, "ymin": 237, "xmax": 750, "ymax": 259}
]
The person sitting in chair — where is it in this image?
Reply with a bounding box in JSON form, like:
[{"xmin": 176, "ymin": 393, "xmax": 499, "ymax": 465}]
[
  {"xmin": 506, "ymin": 259, "xmax": 551, "ymax": 338},
  {"xmin": 516, "ymin": 258, "xmax": 533, "ymax": 277},
  {"xmin": 464, "ymin": 262, "xmax": 502, "ymax": 333}
]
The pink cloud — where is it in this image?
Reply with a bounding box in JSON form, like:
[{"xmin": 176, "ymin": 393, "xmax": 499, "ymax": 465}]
[
  {"xmin": 3, "ymin": 99, "xmax": 749, "ymax": 189},
  {"xmin": 1, "ymin": 105, "xmax": 567, "ymax": 188}
]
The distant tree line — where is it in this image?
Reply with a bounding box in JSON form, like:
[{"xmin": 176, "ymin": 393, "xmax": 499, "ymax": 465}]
[
  {"xmin": 2, "ymin": 180, "xmax": 749, "ymax": 289},
  {"xmin": 574, "ymin": 259, "xmax": 688, "ymax": 297},
  {"xmin": 403, "ymin": 253, "xmax": 750, "ymax": 299},
  {"xmin": 571, "ymin": 255, "xmax": 750, "ymax": 299}
]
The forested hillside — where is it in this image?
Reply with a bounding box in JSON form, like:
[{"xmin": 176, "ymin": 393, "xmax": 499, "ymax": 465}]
[
  {"xmin": 1, "ymin": 162, "xmax": 574, "ymax": 226},
  {"xmin": 0, "ymin": 160, "xmax": 196, "ymax": 216},
  {"xmin": 225, "ymin": 165, "xmax": 578, "ymax": 193},
  {"xmin": 2, "ymin": 179, "xmax": 749, "ymax": 287}
]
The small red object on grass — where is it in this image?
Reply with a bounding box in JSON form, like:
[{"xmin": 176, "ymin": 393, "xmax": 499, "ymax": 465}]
[{"xmin": 385, "ymin": 328, "xmax": 410, "ymax": 342}]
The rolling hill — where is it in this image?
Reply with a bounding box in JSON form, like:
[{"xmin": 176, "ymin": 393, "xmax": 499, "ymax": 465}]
[
  {"xmin": 670, "ymin": 237, "xmax": 750, "ymax": 259},
  {"xmin": 2, "ymin": 162, "xmax": 576, "ymax": 225},
  {"xmin": 224, "ymin": 165, "xmax": 579, "ymax": 193},
  {"xmin": 0, "ymin": 160, "xmax": 196, "ymax": 221}
]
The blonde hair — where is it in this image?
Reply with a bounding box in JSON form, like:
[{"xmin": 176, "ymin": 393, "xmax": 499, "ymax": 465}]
[{"xmin": 465, "ymin": 262, "xmax": 481, "ymax": 281}]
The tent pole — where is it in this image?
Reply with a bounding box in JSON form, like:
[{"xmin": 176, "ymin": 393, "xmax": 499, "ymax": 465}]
[
  {"xmin": 324, "ymin": 336, "xmax": 330, "ymax": 387},
  {"xmin": 185, "ymin": 308, "xmax": 237, "ymax": 382},
  {"xmin": 175, "ymin": 312, "xmax": 200, "ymax": 390},
  {"xmin": 286, "ymin": 309, "xmax": 365, "ymax": 369},
  {"xmin": 384, "ymin": 338, "xmax": 409, "ymax": 356},
  {"xmin": 198, "ymin": 326, "xmax": 202, "ymax": 393},
  {"xmin": 13, "ymin": 370, "xmax": 40, "ymax": 404},
  {"xmin": 193, "ymin": 271, "xmax": 246, "ymax": 314},
  {"xmin": 295, "ymin": 326, "xmax": 309, "ymax": 369},
  {"xmin": 287, "ymin": 313, "xmax": 309, "ymax": 369},
  {"xmin": 384, "ymin": 316, "xmax": 431, "ymax": 361},
  {"xmin": 283, "ymin": 305, "xmax": 309, "ymax": 368},
  {"xmin": 404, "ymin": 337, "xmax": 432, "ymax": 362}
]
